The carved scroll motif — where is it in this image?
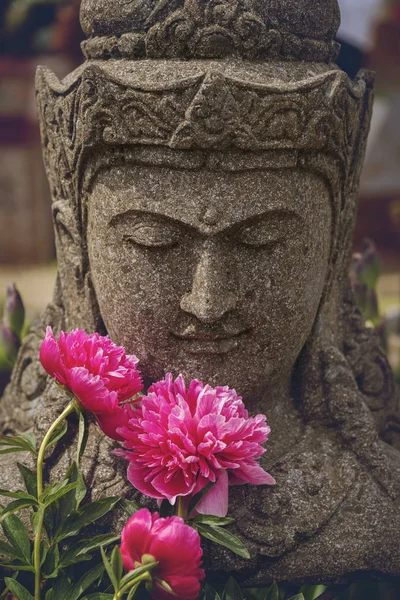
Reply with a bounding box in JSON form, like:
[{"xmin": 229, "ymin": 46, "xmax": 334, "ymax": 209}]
[{"xmin": 36, "ymin": 66, "xmax": 367, "ymax": 213}]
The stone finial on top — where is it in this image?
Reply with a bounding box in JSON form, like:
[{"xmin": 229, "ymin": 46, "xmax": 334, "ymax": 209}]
[{"xmin": 79, "ymin": 0, "xmax": 341, "ymax": 63}]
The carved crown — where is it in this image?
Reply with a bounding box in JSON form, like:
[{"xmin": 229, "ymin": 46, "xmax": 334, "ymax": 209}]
[
  {"xmin": 36, "ymin": 63, "xmax": 373, "ymax": 211},
  {"xmin": 35, "ymin": 0, "xmax": 374, "ymax": 218},
  {"xmin": 79, "ymin": 0, "xmax": 341, "ymax": 62}
]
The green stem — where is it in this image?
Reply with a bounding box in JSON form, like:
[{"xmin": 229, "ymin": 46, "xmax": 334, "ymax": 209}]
[
  {"xmin": 177, "ymin": 496, "xmax": 185, "ymax": 519},
  {"xmin": 113, "ymin": 570, "xmax": 155, "ymax": 600},
  {"xmin": 34, "ymin": 401, "xmax": 76, "ymax": 600}
]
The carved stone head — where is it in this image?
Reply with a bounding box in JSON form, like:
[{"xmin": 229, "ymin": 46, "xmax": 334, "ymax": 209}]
[
  {"xmin": 23, "ymin": 0, "xmax": 400, "ymax": 583},
  {"xmin": 36, "ymin": 0, "xmax": 370, "ymax": 397}
]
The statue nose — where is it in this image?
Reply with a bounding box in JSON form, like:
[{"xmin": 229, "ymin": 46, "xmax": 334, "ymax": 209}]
[{"xmin": 180, "ymin": 241, "xmax": 237, "ymax": 324}]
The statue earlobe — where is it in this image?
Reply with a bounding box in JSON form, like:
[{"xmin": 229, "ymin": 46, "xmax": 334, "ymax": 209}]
[{"xmin": 52, "ymin": 200, "xmax": 101, "ymax": 332}]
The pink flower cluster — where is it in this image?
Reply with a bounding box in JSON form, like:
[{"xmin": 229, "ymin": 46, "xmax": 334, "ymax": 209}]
[
  {"xmin": 121, "ymin": 508, "xmax": 204, "ymax": 600},
  {"xmin": 40, "ymin": 327, "xmax": 143, "ymax": 440},
  {"xmin": 117, "ymin": 374, "xmax": 275, "ymax": 517},
  {"xmin": 40, "ymin": 328, "xmax": 275, "ymax": 600}
]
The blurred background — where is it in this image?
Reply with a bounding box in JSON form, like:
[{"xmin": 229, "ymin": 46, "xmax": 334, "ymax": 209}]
[{"xmin": 0, "ymin": 0, "xmax": 399, "ymax": 386}]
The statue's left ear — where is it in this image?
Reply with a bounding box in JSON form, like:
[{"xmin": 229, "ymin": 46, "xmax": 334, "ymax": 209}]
[
  {"xmin": 52, "ymin": 200, "xmax": 103, "ymax": 333},
  {"xmin": 36, "ymin": 66, "xmax": 105, "ymax": 335}
]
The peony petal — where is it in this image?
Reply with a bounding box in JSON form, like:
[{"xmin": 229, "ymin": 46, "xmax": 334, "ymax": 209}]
[
  {"xmin": 231, "ymin": 462, "xmax": 276, "ymax": 486},
  {"xmin": 120, "ymin": 509, "xmax": 154, "ymax": 570},
  {"xmin": 195, "ymin": 469, "xmax": 229, "ymax": 517},
  {"xmin": 149, "ymin": 517, "xmax": 203, "ymax": 578},
  {"xmin": 151, "ymin": 471, "xmax": 196, "ymax": 505},
  {"xmin": 120, "ymin": 511, "xmax": 204, "ymax": 600},
  {"xmin": 127, "ymin": 463, "xmax": 165, "ymax": 500},
  {"xmin": 95, "ymin": 404, "xmax": 135, "ymax": 441},
  {"xmin": 40, "ymin": 327, "xmax": 66, "ymax": 384},
  {"xmin": 66, "ymin": 367, "xmax": 118, "ymax": 413}
]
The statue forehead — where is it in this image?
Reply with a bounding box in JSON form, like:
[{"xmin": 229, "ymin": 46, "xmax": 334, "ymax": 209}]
[{"xmin": 88, "ymin": 161, "xmax": 331, "ymax": 233}]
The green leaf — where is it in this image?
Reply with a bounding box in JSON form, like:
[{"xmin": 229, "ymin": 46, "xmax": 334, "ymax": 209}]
[
  {"xmin": 111, "ymin": 545, "xmax": 123, "ymax": 587},
  {"xmin": 42, "ymin": 542, "xmax": 60, "ymax": 578},
  {"xmin": 73, "ymin": 471, "xmax": 87, "ymax": 509},
  {"xmin": 17, "ymin": 463, "xmax": 37, "ymax": 498},
  {"xmin": 196, "ymin": 524, "xmax": 250, "ymax": 559},
  {"xmin": 81, "ymin": 595, "xmax": 114, "ymax": 600},
  {"xmin": 40, "ymin": 479, "xmax": 69, "ymax": 502},
  {"xmin": 42, "ymin": 464, "xmax": 86, "ymax": 541},
  {"xmin": 187, "ymin": 481, "xmax": 216, "ymax": 516},
  {"xmin": 101, "ymin": 546, "xmax": 118, "ymax": 592},
  {"xmin": 122, "ymin": 499, "xmax": 140, "ymax": 516},
  {"xmin": 203, "ymin": 583, "xmax": 222, "ymax": 600},
  {"xmin": 77, "ymin": 411, "xmax": 89, "ymax": 465},
  {"xmin": 0, "ymin": 432, "xmax": 36, "ymax": 455},
  {"xmin": 45, "ymin": 421, "xmax": 68, "ymax": 451},
  {"xmin": 56, "ymin": 497, "xmax": 120, "ymax": 542},
  {"xmin": 1, "ymin": 510, "xmax": 31, "ymax": 564},
  {"xmin": 32, "ymin": 506, "xmax": 44, "ymax": 535},
  {"xmin": 119, "ymin": 561, "xmax": 159, "ymax": 589},
  {"xmin": 49, "ymin": 573, "xmax": 74, "ymax": 598},
  {"xmin": 0, "ymin": 539, "xmax": 20, "ymax": 560},
  {"xmin": 59, "ymin": 534, "xmax": 120, "ymax": 567},
  {"xmin": 126, "ymin": 584, "xmax": 140, "ymax": 600},
  {"xmin": 0, "ymin": 571, "xmax": 18, "ymax": 600},
  {"xmin": 0, "ymin": 563, "xmax": 34, "ymax": 572},
  {"xmin": 4, "ymin": 578, "xmax": 33, "ymax": 600},
  {"xmin": 0, "ymin": 489, "xmax": 37, "ymax": 502},
  {"xmin": 56, "ymin": 462, "xmax": 86, "ymax": 525},
  {"xmin": 42, "ymin": 481, "xmax": 80, "ymax": 508},
  {"xmin": 68, "ymin": 562, "xmax": 106, "ymax": 600},
  {"xmin": 222, "ymin": 577, "xmax": 244, "ymax": 600},
  {"xmin": 287, "ymin": 596, "xmax": 305, "ymax": 600},
  {"xmin": 0, "ymin": 498, "xmax": 37, "ymax": 524},
  {"xmin": 0, "ymin": 447, "xmax": 29, "ymax": 455},
  {"xmin": 265, "ymin": 582, "xmax": 280, "ymax": 600},
  {"xmin": 194, "ymin": 515, "xmax": 235, "ymax": 527},
  {"xmin": 45, "ymin": 590, "xmax": 55, "ymax": 600},
  {"xmin": 301, "ymin": 585, "xmax": 328, "ymax": 600}
]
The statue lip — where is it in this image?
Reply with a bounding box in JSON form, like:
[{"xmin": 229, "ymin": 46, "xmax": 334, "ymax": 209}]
[{"xmin": 170, "ymin": 329, "xmax": 250, "ymax": 355}]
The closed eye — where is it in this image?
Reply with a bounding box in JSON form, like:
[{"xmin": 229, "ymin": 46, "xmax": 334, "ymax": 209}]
[
  {"xmin": 110, "ymin": 211, "xmax": 188, "ymax": 249},
  {"xmin": 235, "ymin": 220, "xmax": 285, "ymax": 249},
  {"xmin": 123, "ymin": 223, "xmax": 180, "ymax": 248}
]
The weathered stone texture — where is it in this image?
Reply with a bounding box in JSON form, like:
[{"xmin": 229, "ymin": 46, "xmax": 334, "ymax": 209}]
[{"xmin": 1, "ymin": 0, "xmax": 400, "ymax": 585}]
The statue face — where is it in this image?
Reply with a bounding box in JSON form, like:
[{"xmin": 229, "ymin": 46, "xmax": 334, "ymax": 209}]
[{"xmin": 87, "ymin": 162, "xmax": 332, "ymax": 400}]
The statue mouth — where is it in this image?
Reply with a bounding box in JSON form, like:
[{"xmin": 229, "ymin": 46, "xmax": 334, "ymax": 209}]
[{"xmin": 170, "ymin": 329, "xmax": 251, "ymax": 355}]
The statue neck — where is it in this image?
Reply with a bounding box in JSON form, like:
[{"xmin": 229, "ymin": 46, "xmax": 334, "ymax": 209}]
[{"xmin": 251, "ymin": 379, "xmax": 304, "ymax": 465}]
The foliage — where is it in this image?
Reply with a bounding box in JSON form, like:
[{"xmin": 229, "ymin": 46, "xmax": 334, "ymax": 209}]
[
  {"xmin": 1, "ymin": 326, "xmax": 400, "ymax": 599},
  {"xmin": 0, "ymin": 420, "xmax": 119, "ymax": 598}
]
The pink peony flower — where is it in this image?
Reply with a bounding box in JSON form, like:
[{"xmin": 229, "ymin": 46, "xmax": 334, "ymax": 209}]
[
  {"xmin": 120, "ymin": 508, "xmax": 205, "ymax": 600},
  {"xmin": 40, "ymin": 327, "xmax": 143, "ymax": 440},
  {"xmin": 118, "ymin": 374, "xmax": 275, "ymax": 517}
]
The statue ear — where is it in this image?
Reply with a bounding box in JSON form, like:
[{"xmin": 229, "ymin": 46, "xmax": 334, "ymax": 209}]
[{"xmin": 52, "ymin": 200, "xmax": 103, "ymax": 333}]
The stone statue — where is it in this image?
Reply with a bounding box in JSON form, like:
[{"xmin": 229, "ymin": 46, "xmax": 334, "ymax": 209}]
[{"xmin": 1, "ymin": 0, "xmax": 400, "ymax": 585}]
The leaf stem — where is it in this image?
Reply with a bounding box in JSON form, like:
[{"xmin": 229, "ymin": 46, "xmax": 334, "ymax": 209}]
[
  {"xmin": 34, "ymin": 401, "xmax": 76, "ymax": 600},
  {"xmin": 177, "ymin": 496, "xmax": 185, "ymax": 519},
  {"xmin": 113, "ymin": 568, "xmax": 155, "ymax": 599}
]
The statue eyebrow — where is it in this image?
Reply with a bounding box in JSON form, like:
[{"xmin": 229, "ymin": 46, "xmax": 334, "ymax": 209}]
[
  {"xmin": 108, "ymin": 208, "xmax": 300, "ymax": 235},
  {"xmin": 108, "ymin": 209, "xmax": 198, "ymax": 233}
]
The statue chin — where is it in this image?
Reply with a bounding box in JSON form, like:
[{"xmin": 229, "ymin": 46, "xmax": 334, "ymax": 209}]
[{"xmin": 1, "ymin": 0, "xmax": 400, "ymax": 586}]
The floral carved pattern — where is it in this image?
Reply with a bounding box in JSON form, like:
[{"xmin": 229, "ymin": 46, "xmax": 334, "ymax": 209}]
[
  {"xmin": 81, "ymin": 0, "xmax": 340, "ymax": 63},
  {"xmin": 36, "ymin": 65, "xmax": 367, "ymax": 210}
]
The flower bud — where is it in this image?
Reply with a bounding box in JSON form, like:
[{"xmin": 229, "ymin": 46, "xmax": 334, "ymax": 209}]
[
  {"xmin": 358, "ymin": 239, "xmax": 381, "ymax": 291},
  {"xmin": 4, "ymin": 283, "xmax": 25, "ymax": 337},
  {"xmin": 0, "ymin": 322, "xmax": 21, "ymax": 364}
]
